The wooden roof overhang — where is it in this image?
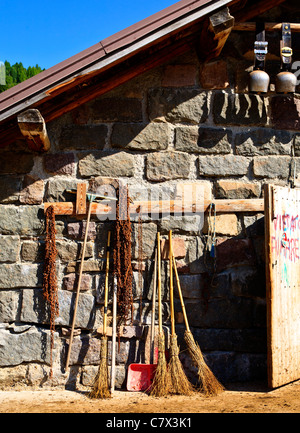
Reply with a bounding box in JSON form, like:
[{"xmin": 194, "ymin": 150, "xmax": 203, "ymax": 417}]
[{"xmin": 0, "ymin": 0, "xmax": 288, "ymax": 151}]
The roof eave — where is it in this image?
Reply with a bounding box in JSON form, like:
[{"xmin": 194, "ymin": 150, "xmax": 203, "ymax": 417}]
[{"xmin": 0, "ymin": 0, "xmax": 233, "ymax": 123}]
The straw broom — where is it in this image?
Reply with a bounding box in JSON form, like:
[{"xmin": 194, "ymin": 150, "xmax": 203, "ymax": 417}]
[
  {"xmin": 150, "ymin": 232, "xmax": 171, "ymax": 397},
  {"xmin": 172, "ymin": 254, "xmax": 224, "ymax": 396},
  {"xmin": 168, "ymin": 230, "xmax": 194, "ymax": 396},
  {"xmin": 89, "ymin": 231, "xmax": 111, "ymax": 399}
]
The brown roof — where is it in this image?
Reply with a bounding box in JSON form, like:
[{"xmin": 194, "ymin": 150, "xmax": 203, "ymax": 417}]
[
  {"xmin": 0, "ymin": 0, "xmax": 233, "ymax": 121},
  {"xmin": 0, "ymin": 0, "xmax": 289, "ymax": 148}
]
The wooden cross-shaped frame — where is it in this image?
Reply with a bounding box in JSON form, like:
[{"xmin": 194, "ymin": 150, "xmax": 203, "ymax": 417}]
[{"xmin": 43, "ymin": 182, "xmax": 264, "ymax": 217}]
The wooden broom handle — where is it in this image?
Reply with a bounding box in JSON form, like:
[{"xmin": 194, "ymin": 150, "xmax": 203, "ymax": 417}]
[
  {"xmin": 65, "ymin": 199, "xmax": 93, "ymax": 371},
  {"xmin": 169, "ymin": 230, "xmax": 175, "ymax": 336},
  {"xmin": 157, "ymin": 232, "xmax": 162, "ymax": 334},
  {"xmin": 172, "ymin": 255, "xmax": 190, "ymax": 333},
  {"xmin": 103, "ymin": 231, "xmax": 111, "ymax": 335},
  {"xmin": 150, "ymin": 247, "xmax": 157, "ymax": 364}
]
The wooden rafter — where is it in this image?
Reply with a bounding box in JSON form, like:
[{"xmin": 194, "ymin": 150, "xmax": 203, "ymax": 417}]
[{"xmin": 234, "ymin": 0, "xmax": 287, "ymax": 23}]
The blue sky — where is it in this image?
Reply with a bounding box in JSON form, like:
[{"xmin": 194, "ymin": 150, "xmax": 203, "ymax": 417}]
[{"xmin": 1, "ymin": 0, "xmax": 176, "ymax": 70}]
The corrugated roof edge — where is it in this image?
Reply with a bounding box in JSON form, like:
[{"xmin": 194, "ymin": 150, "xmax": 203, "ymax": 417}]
[{"xmin": 0, "ymin": 0, "xmax": 229, "ymax": 120}]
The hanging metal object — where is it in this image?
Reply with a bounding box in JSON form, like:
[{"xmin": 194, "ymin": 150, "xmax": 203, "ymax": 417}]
[
  {"xmin": 275, "ymin": 23, "xmax": 297, "ymax": 94},
  {"xmin": 249, "ymin": 22, "xmax": 270, "ymax": 94}
]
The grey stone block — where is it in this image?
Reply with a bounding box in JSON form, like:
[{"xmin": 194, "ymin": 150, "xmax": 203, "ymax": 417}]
[
  {"xmin": 175, "ymin": 126, "xmax": 232, "ymax": 154},
  {"xmin": 0, "ymin": 206, "xmax": 44, "ymax": 236},
  {"xmin": 0, "ymin": 235, "xmax": 20, "ymax": 262},
  {"xmin": 59, "ymin": 125, "xmax": 108, "ymax": 150},
  {"xmin": 235, "ymin": 128, "xmax": 292, "ymax": 156},
  {"xmin": 20, "ymin": 289, "xmax": 96, "ymax": 329},
  {"xmin": 198, "ymin": 155, "xmax": 249, "ymax": 177},
  {"xmin": 111, "ymin": 122, "xmax": 169, "ymax": 150},
  {"xmin": 253, "ymin": 156, "xmax": 294, "ymax": 179},
  {"xmin": 148, "ymin": 88, "xmax": 208, "ymax": 124},
  {"xmin": 0, "ymin": 290, "xmax": 21, "ymax": 322},
  {"xmin": 78, "ymin": 151, "xmax": 135, "ymax": 178},
  {"xmin": 146, "ymin": 151, "xmax": 191, "ymax": 181},
  {"xmin": 0, "ymin": 326, "xmax": 57, "ymax": 366},
  {"xmin": 0, "ymin": 264, "xmax": 42, "ymax": 288}
]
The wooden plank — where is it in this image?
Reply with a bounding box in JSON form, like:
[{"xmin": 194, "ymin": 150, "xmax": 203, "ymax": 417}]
[
  {"xmin": 234, "ymin": 22, "xmax": 300, "ymax": 32},
  {"xmin": 44, "ymin": 198, "xmax": 264, "ymax": 216},
  {"xmin": 76, "ymin": 183, "xmax": 87, "ymax": 215},
  {"xmin": 265, "ymin": 184, "xmax": 300, "ymax": 388}
]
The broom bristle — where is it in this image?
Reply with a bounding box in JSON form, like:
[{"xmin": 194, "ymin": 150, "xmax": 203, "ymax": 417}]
[
  {"xmin": 150, "ymin": 332, "xmax": 171, "ymax": 397},
  {"xmin": 168, "ymin": 334, "xmax": 194, "ymax": 396},
  {"xmin": 89, "ymin": 336, "xmax": 111, "ymax": 399},
  {"xmin": 184, "ymin": 330, "xmax": 224, "ymax": 396}
]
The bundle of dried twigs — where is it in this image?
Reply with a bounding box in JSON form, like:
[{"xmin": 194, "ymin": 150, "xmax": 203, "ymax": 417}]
[
  {"xmin": 172, "ymin": 255, "xmax": 224, "ymax": 396},
  {"xmin": 89, "ymin": 231, "xmax": 112, "ymax": 399},
  {"xmin": 150, "ymin": 233, "xmax": 171, "ymax": 397},
  {"xmin": 168, "ymin": 231, "xmax": 193, "ymax": 396}
]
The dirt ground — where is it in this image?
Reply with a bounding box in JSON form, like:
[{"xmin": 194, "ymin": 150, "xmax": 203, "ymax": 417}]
[{"xmin": 0, "ymin": 380, "xmax": 299, "ymax": 414}]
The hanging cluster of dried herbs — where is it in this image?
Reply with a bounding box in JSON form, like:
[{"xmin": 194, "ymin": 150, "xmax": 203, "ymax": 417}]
[
  {"xmin": 113, "ymin": 185, "xmax": 133, "ymax": 328},
  {"xmin": 43, "ymin": 205, "xmax": 59, "ymax": 378}
]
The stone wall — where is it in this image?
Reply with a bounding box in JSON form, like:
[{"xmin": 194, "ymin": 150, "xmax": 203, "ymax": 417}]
[{"xmin": 0, "ymin": 20, "xmax": 299, "ymax": 389}]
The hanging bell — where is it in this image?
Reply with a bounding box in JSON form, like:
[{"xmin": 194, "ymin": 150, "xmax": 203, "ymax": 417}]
[
  {"xmin": 249, "ymin": 23, "xmax": 270, "ymax": 94},
  {"xmin": 275, "ymin": 71, "xmax": 297, "ymax": 93},
  {"xmin": 249, "ymin": 69, "xmax": 270, "ymax": 94},
  {"xmin": 275, "ymin": 23, "xmax": 296, "ymax": 94}
]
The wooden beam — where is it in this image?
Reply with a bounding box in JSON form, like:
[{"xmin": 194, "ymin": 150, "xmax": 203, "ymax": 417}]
[
  {"xmin": 198, "ymin": 7, "xmax": 235, "ymax": 62},
  {"xmin": 17, "ymin": 109, "xmax": 50, "ymax": 152},
  {"xmin": 44, "ymin": 198, "xmax": 264, "ymax": 216},
  {"xmin": 234, "ymin": 22, "xmax": 300, "ymax": 32}
]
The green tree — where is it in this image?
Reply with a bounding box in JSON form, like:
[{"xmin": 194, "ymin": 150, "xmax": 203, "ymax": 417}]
[{"xmin": 0, "ymin": 61, "xmax": 45, "ymax": 93}]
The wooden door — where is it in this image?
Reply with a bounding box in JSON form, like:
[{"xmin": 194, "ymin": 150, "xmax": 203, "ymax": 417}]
[{"xmin": 264, "ymin": 184, "xmax": 300, "ymax": 388}]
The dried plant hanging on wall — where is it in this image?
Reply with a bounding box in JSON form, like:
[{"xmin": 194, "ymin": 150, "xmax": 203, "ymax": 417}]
[
  {"xmin": 113, "ymin": 185, "xmax": 133, "ymax": 332},
  {"xmin": 43, "ymin": 205, "xmax": 59, "ymax": 378}
]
